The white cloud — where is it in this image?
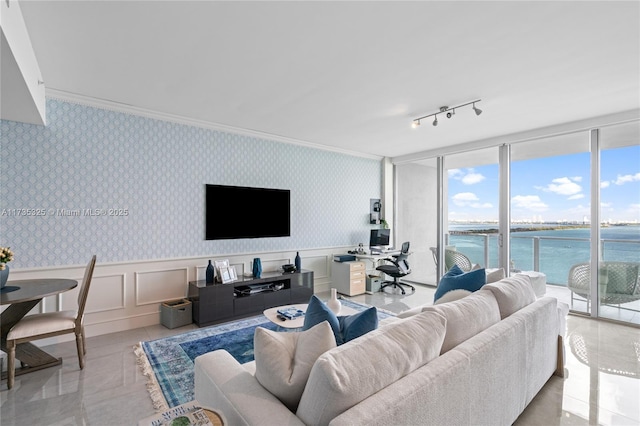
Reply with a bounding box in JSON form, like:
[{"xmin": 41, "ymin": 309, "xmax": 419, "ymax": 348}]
[
  {"xmin": 568, "ymin": 193, "xmax": 584, "ymax": 200},
  {"xmin": 470, "ymin": 202, "xmax": 493, "ymax": 209},
  {"xmin": 545, "ymin": 177, "xmax": 582, "ymax": 196},
  {"xmin": 614, "ymin": 172, "xmax": 640, "ymax": 185},
  {"xmin": 462, "ymin": 173, "xmax": 485, "ymax": 185},
  {"xmin": 448, "ymin": 169, "xmax": 463, "ymax": 178},
  {"xmin": 449, "ymin": 168, "xmax": 485, "ymax": 185},
  {"xmin": 452, "ymin": 192, "xmax": 478, "ymax": 206},
  {"xmin": 571, "ymin": 176, "xmax": 583, "ymax": 182},
  {"xmin": 601, "ymin": 181, "xmax": 610, "ymax": 189},
  {"xmin": 511, "ymin": 195, "xmax": 548, "ymax": 212}
]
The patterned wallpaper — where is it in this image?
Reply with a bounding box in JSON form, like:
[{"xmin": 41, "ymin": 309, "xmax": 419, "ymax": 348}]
[{"xmin": 0, "ymin": 99, "xmax": 381, "ymax": 268}]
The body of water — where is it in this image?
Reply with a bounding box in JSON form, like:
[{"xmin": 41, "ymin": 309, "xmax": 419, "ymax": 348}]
[{"xmin": 448, "ymin": 224, "xmax": 640, "ymax": 285}]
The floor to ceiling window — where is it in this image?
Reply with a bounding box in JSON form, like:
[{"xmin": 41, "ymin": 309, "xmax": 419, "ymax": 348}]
[
  {"xmin": 510, "ymin": 133, "xmax": 592, "ymax": 312},
  {"xmin": 598, "ymin": 122, "xmax": 640, "ymax": 322},
  {"xmin": 445, "ymin": 148, "xmax": 500, "ymax": 270},
  {"xmin": 394, "ymin": 119, "xmax": 639, "ymax": 326}
]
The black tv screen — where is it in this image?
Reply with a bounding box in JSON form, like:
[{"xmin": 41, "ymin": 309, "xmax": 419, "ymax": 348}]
[{"xmin": 206, "ymin": 184, "xmax": 290, "ymax": 240}]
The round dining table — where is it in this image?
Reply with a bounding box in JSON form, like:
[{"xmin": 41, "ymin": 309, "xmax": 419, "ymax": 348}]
[{"xmin": 1, "ymin": 279, "xmax": 78, "ymax": 382}]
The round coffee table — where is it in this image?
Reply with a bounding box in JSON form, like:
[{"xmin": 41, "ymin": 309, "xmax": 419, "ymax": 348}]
[
  {"xmin": 203, "ymin": 408, "xmax": 226, "ymax": 426},
  {"xmin": 263, "ymin": 302, "xmax": 358, "ymax": 329}
]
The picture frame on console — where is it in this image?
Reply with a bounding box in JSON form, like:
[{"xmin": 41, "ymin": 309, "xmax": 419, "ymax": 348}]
[
  {"xmin": 214, "ymin": 259, "xmax": 228, "ymax": 282},
  {"xmin": 220, "ymin": 265, "xmax": 237, "ymax": 284}
]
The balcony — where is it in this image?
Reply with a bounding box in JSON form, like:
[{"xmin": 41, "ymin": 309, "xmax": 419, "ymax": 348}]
[{"xmin": 448, "ymin": 231, "xmax": 640, "ymax": 326}]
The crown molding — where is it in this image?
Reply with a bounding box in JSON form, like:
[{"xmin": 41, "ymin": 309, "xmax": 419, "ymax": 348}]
[{"xmin": 45, "ymin": 88, "xmax": 383, "ymax": 161}]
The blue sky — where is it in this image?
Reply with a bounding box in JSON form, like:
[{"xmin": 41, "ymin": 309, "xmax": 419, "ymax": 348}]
[{"xmin": 448, "ymin": 145, "xmax": 640, "ymax": 223}]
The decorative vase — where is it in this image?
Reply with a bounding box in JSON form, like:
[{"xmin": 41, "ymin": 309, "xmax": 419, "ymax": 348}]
[
  {"xmin": 253, "ymin": 258, "xmax": 262, "ymax": 279},
  {"xmin": 327, "ymin": 288, "xmax": 341, "ymax": 315},
  {"xmin": 0, "ymin": 264, "xmax": 9, "ymax": 290},
  {"xmin": 295, "ymin": 252, "xmax": 302, "ymax": 272},
  {"xmin": 206, "ymin": 260, "xmax": 214, "ymax": 283}
]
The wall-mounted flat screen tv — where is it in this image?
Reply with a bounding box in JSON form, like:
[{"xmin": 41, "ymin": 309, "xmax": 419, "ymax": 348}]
[{"xmin": 206, "ymin": 184, "xmax": 290, "ymax": 240}]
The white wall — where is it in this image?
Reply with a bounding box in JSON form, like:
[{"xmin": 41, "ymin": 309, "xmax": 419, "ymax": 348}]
[{"xmin": 395, "ymin": 162, "xmax": 438, "ymax": 285}]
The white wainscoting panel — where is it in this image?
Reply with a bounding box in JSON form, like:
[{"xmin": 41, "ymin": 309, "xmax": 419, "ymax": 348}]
[
  {"xmin": 135, "ymin": 267, "xmax": 189, "ymax": 306},
  {"xmin": 84, "ymin": 274, "xmax": 126, "ymax": 313},
  {"xmin": 4, "ymin": 246, "xmax": 351, "ymax": 343}
]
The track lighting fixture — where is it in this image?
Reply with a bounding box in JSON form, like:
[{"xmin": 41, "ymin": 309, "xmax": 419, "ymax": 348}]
[{"xmin": 412, "ymin": 99, "xmax": 482, "ymax": 128}]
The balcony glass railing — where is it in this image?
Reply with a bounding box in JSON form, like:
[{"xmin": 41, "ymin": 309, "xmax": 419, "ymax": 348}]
[{"xmin": 448, "ymin": 233, "xmax": 640, "ymax": 286}]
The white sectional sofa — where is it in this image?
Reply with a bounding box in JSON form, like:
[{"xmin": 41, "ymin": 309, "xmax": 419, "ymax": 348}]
[{"xmin": 194, "ymin": 275, "xmax": 566, "ymax": 426}]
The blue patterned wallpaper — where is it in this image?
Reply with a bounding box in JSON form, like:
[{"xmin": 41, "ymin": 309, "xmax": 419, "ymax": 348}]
[{"xmin": 0, "ymin": 99, "xmax": 381, "ymax": 268}]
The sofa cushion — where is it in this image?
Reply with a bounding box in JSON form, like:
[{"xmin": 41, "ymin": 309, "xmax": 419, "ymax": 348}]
[
  {"xmin": 434, "ymin": 289, "xmax": 472, "ymax": 304},
  {"xmin": 423, "ymin": 289, "xmax": 501, "ymax": 354},
  {"xmin": 303, "ymin": 295, "xmax": 378, "ymax": 345},
  {"xmin": 486, "ymin": 267, "xmax": 506, "ymax": 283},
  {"xmin": 433, "ymin": 264, "xmax": 486, "ymax": 303},
  {"xmin": 254, "ymin": 321, "xmax": 337, "ymax": 411},
  {"xmin": 296, "ymin": 310, "xmax": 447, "ymax": 426},
  {"xmin": 484, "ymin": 274, "xmax": 536, "ymax": 319}
]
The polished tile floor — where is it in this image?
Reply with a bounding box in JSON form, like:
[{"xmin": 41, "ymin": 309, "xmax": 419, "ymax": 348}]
[{"xmin": 1, "ymin": 284, "xmax": 639, "ymax": 425}]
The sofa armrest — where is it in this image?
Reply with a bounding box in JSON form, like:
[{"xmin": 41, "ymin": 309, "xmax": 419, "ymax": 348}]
[{"xmin": 195, "ymin": 350, "xmax": 305, "ymax": 426}]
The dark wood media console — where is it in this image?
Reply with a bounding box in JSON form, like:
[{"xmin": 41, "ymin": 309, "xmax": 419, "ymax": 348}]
[{"xmin": 188, "ymin": 270, "xmax": 314, "ymax": 327}]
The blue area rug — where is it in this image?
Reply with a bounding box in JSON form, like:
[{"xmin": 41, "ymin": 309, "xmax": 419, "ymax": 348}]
[{"xmin": 135, "ymin": 299, "xmax": 394, "ymax": 410}]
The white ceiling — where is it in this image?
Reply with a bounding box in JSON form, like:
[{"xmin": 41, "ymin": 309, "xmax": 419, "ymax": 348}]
[{"xmin": 16, "ymin": 1, "xmax": 640, "ymax": 159}]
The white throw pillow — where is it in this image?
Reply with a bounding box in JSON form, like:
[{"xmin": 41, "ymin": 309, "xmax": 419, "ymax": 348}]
[
  {"xmin": 486, "ymin": 267, "xmax": 505, "ymax": 283},
  {"xmin": 484, "ymin": 274, "xmax": 536, "ymax": 319},
  {"xmin": 254, "ymin": 321, "xmax": 337, "ymax": 411},
  {"xmin": 296, "ymin": 310, "xmax": 447, "ymax": 426}
]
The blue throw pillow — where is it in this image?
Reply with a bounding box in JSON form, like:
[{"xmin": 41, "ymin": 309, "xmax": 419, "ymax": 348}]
[
  {"xmin": 303, "ymin": 295, "xmax": 342, "ymax": 344},
  {"xmin": 433, "ymin": 264, "xmax": 486, "ymax": 303},
  {"xmin": 338, "ymin": 306, "xmax": 378, "ymax": 343},
  {"xmin": 302, "ymin": 295, "xmax": 378, "ymax": 344}
]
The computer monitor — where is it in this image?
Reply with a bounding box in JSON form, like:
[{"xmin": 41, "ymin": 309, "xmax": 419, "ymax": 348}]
[{"xmin": 369, "ymin": 228, "xmax": 391, "ymax": 249}]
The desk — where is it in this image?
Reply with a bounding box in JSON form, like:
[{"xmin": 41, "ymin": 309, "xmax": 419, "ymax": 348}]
[
  {"xmin": 355, "ymin": 252, "xmax": 398, "ymax": 267},
  {"xmin": 1, "ymin": 278, "xmax": 78, "ymax": 379}
]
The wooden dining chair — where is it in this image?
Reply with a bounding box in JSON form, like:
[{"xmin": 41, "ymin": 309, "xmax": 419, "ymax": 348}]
[{"xmin": 6, "ymin": 255, "xmax": 96, "ymax": 389}]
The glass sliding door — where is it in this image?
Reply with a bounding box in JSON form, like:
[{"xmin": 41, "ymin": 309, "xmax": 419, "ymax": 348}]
[
  {"xmin": 445, "ymin": 148, "xmax": 500, "ymax": 271},
  {"xmin": 598, "ymin": 122, "xmax": 640, "ymax": 323},
  {"xmin": 511, "ymin": 133, "xmax": 591, "ymax": 312}
]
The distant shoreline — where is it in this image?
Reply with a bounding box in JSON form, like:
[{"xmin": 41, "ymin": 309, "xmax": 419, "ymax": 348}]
[{"xmin": 451, "ymin": 225, "xmax": 592, "ymax": 234}]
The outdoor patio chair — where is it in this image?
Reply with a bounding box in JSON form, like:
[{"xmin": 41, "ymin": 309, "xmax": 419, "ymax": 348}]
[
  {"xmin": 430, "ymin": 247, "xmax": 475, "ymax": 274},
  {"xmin": 567, "ymin": 261, "xmax": 640, "ymax": 309},
  {"xmin": 445, "ymin": 248, "xmax": 474, "ymax": 272}
]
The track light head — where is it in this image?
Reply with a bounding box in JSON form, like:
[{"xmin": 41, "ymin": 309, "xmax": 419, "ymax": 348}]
[
  {"xmin": 412, "ymin": 120, "xmax": 420, "ymax": 129},
  {"xmin": 473, "ymin": 103, "xmax": 482, "ymax": 116},
  {"xmin": 446, "ymin": 109, "xmax": 455, "ymax": 119},
  {"xmin": 433, "ymin": 115, "xmax": 438, "ymax": 126}
]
